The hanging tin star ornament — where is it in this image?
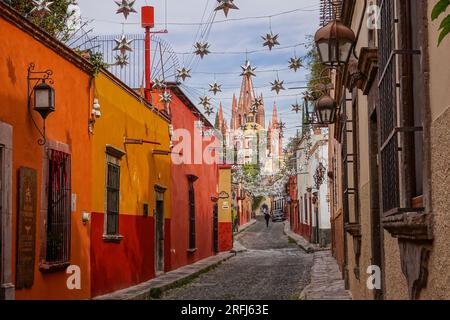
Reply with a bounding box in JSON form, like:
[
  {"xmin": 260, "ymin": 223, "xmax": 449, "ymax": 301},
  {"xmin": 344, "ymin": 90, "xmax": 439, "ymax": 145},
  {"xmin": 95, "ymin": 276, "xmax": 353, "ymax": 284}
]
[
  {"xmin": 252, "ymin": 97, "xmax": 264, "ymax": 109},
  {"xmin": 291, "ymin": 101, "xmax": 302, "ymax": 113},
  {"xmin": 271, "ymin": 79, "xmax": 285, "ymax": 94},
  {"xmin": 204, "ymin": 107, "xmax": 215, "ymax": 117},
  {"xmin": 113, "ymin": 34, "xmax": 133, "ymax": 55},
  {"xmin": 31, "ymin": 0, "xmax": 53, "ymax": 14},
  {"xmin": 115, "ymin": 0, "xmax": 137, "ymax": 20},
  {"xmin": 152, "ymin": 78, "xmax": 166, "ymax": 91},
  {"xmin": 159, "ymin": 91, "xmax": 173, "ymax": 104},
  {"xmin": 262, "ymin": 32, "xmax": 280, "ymax": 51},
  {"xmin": 209, "ymin": 82, "xmax": 222, "ymax": 95},
  {"xmin": 277, "ymin": 121, "xmax": 286, "ymax": 131},
  {"xmin": 114, "ymin": 54, "xmax": 129, "ymax": 68},
  {"xmin": 194, "ymin": 42, "xmax": 211, "ymax": 59},
  {"xmin": 240, "ymin": 61, "xmax": 256, "ymax": 77},
  {"xmin": 214, "ymin": 0, "xmax": 239, "ymax": 17},
  {"xmin": 249, "ymin": 106, "xmax": 259, "ymax": 115},
  {"xmin": 199, "ymin": 96, "xmax": 212, "ymax": 109},
  {"xmin": 288, "ymin": 56, "xmax": 302, "ymax": 72},
  {"xmin": 177, "ymin": 67, "xmax": 191, "ymax": 82}
]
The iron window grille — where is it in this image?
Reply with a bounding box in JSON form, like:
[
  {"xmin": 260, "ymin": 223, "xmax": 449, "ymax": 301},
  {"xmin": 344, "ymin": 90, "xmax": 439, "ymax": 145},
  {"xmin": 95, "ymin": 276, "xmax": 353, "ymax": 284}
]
[
  {"xmin": 46, "ymin": 150, "xmax": 71, "ymax": 265},
  {"xmin": 378, "ymin": 0, "xmax": 423, "ymax": 216},
  {"xmin": 106, "ymin": 160, "xmax": 120, "ymax": 236}
]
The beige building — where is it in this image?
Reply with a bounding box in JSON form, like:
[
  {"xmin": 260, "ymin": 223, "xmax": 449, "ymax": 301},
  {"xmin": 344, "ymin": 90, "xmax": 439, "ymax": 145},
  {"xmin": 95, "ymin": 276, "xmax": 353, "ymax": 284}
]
[{"xmin": 326, "ymin": 0, "xmax": 450, "ymax": 300}]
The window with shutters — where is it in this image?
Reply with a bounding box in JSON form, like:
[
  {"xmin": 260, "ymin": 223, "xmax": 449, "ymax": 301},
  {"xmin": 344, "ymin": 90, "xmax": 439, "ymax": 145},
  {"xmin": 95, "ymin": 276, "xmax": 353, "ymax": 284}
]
[
  {"xmin": 187, "ymin": 175, "xmax": 198, "ymax": 251},
  {"xmin": 106, "ymin": 155, "xmax": 120, "ymax": 236},
  {"xmin": 45, "ymin": 150, "xmax": 71, "ymax": 265},
  {"xmin": 104, "ymin": 146, "xmax": 125, "ymax": 241}
]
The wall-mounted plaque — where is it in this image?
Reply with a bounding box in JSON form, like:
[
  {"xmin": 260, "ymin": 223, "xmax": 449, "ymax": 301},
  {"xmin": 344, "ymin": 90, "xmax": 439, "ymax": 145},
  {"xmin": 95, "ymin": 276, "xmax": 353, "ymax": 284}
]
[{"xmin": 16, "ymin": 167, "xmax": 37, "ymax": 289}]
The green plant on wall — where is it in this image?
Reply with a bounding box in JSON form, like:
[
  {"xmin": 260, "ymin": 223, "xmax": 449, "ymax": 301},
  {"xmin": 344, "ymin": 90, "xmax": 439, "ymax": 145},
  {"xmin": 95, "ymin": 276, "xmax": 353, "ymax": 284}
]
[
  {"xmin": 8, "ymin": 0, "xmax": 79, "ymax": 40},
  {"xmin": 432, "ymin": 0, "xmax": 450, "ymax": 45},
  {"xmin": 88, "ymin": 52, "xmax": 108, "ymax": 77}
]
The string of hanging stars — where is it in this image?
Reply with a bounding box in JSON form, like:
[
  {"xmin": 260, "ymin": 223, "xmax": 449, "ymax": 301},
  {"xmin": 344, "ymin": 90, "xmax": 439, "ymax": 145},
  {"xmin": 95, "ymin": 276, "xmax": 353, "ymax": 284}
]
[{"xmin": 105, "ymin": 0, "xmax": 318, "ymax": 122}]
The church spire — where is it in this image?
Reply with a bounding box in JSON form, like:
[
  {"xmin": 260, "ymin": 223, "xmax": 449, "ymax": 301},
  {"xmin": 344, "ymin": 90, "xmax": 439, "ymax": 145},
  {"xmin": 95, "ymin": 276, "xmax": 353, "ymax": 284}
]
[
  {"xmin": 272, "ymin": 102, "xmax": 278, "ymax": 128},
  {"xmin": 231, "ymin": 94, "xmax": 238, "ymax": 130},
  {"xmin": 238, "ymin": 62, "xmax": 257, "ymax": 120}
]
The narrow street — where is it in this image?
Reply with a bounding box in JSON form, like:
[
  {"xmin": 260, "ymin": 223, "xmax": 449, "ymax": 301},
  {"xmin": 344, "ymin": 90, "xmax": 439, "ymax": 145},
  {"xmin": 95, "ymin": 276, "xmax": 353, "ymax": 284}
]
[{"xmin": 162, "ymin": 217, "xmax": 313, "ymax": 300}]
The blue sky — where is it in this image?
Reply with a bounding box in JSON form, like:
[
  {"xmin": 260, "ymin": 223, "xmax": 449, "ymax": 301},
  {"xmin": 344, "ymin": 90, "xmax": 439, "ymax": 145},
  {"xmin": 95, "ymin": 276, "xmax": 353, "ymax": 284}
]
[{"xmin": 76, "ymin": 0, "xmax": 320, "ymax": 141}]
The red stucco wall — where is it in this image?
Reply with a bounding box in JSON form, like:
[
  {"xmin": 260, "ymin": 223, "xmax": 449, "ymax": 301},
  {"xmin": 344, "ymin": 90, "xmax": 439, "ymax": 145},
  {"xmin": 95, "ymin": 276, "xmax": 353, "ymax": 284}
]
[
  {"xmin": 219, "ymin": 223, "xmax": 233, "ymax": 252},
  {"xmin": 166, "ymin": 90, "xmax": 219, "ymax": 271},
  {"xmin": 90, "ymin": 213, "xmax": 156, "ymax": 297}
]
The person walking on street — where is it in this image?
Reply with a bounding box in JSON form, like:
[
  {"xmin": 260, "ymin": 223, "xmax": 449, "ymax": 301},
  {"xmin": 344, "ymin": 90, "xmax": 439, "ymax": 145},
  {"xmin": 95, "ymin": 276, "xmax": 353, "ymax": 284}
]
[{"xmin": 265, "ymin": 212, "xmax": 271, "ymax": 229}]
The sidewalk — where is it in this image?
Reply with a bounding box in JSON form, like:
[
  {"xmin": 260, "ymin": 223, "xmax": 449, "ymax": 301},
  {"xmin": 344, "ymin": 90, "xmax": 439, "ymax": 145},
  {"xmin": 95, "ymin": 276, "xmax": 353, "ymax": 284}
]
[
  {"xmin": 235, "ymin": 219, "xmax": 257, "ymax": 235},
  {"xmin": 283, "ymin": 221, "xmax": 329, "ymax": 253},
  {"xmin": 300, "ymin": 251, "xmax": 352, "ymax": 300},
  {"xmin": 94, "ymin": 252, "xmax": 236, "ymax": 300}
]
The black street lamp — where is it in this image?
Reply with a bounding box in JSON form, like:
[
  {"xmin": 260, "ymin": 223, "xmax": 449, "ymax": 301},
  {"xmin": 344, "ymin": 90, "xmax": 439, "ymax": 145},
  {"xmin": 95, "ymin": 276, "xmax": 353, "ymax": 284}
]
[
  {"xmin": 315, "ymin": 94, "xmax": 337, "ymax": 125},
  {"xmin": 27, "ymin": 63, "xmax": 55, "ymax": 145},
  {"xmin": 33, "ymin": 82, "xmax": 55, "ymax": 120},
  {"xmin": 314, "ymin": 19, "xmax": 356, "ymax": 67}
]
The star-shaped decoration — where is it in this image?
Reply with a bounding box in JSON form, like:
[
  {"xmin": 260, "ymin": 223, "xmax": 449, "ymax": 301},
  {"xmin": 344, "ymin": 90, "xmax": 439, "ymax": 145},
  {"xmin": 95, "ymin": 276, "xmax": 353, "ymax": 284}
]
[
  {"xmin": 240, "ymin": 124, "xmax": 248, "ymax": 131},
  {"xmin": 31, "ymin": 0, "xmax": 53, "ymax": 14},
  {"xmin": 209, "ymin": 82, "xmax": 222, "ymax": 95},
  {"xmin": 249, "ymin": 106, "xmax": 259, "ymax": 115},
  {"xmin": 177, "ymin": 67, "xmax": 191, "ymax": 82},
  {"xmin": 277, "ymin": 121, "xmax": 286, "ymax": 131},
  {"xmin": 115, "ymin": 0, "xmax": 137, "ymax": 20},
  {"xmin": 194, "ymin": 42, "xmax": 211, "ymax": 59},
  {"xmin": 152, "ymin": 78, "xmax": 166, "ymax": 91},
  {"xmin": 288, "ymin": 56, "xmax": 302, "ymax": 72},
  {"xmin": 291, "ymin": 102, "xmax": 302, "ymax": 113},
  {"xmin": 114, "ymin": 54, "xmax": 129, "ymax": 68},
  {"xmin": 251, "ymin": 124, "xmax": 258, "ymax": 130},
  {"xmin": 159, "ymin": 91, "xmax": 172, "ymax": 104},
  {"xmin": 252, "ymin": 97, "xmax": 264, "ymax": 109},
  {"xmin": 199, "ymin": 96, "xmax": 211, "ymax": 109},
  {"xmin": 214, "ymin": 0, "xmax": 239, "ymax": 17},
  {"xmin": 240, "ymin": 61, "xmax": 256, "ymax": 77},
  {"xmin": 235, "ymin": 132, "xmax": 245, "ymax": 140},
  {"xmin": 204, "ymin": 107, "xmax": 215, "ymax": 117},
  {"xmin": 113, "ymin": 34, "xmax": 133, "ymax": 55},
  {"xmin": 271, "ymin": 79, "xmax": 285, "ymax": 94},
  {"xmin": 262, "ymin": 32, "xmax": 280, "ymax": 51}
]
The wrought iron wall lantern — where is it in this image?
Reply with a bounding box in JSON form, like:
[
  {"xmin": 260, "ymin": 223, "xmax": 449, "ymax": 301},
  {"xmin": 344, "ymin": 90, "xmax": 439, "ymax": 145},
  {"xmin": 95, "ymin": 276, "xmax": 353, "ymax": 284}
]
[
  {"xmin": 316, "ymin": 94, "xmax": 337, "ymax": 125},
  {"xmin": 314, "ymin": 18, "xmax": 356, "ymax": 67},
  {"xmin": 27, "ymin": 63, "xmax": 55, "ymax": 146}
]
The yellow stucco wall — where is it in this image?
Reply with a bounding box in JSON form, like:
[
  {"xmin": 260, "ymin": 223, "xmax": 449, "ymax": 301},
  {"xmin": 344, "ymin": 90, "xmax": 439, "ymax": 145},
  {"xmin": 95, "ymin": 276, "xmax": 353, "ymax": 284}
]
[{"xmin": 91, "ymin": 73, "xmax": 171, "ymax": 218}]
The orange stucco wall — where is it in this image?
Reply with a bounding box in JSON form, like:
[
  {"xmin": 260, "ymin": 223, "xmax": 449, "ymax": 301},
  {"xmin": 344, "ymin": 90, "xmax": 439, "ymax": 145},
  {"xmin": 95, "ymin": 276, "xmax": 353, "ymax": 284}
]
[{"xmin": 0, "ymin": 16, "xmax": 92, "ymax": 299}]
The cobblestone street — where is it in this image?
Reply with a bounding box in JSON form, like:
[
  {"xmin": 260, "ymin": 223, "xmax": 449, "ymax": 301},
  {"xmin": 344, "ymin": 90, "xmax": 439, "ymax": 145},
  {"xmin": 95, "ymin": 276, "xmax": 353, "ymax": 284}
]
[{"xmin": 162, "ymin": 217, "xmax": 313, "ymax": 300}]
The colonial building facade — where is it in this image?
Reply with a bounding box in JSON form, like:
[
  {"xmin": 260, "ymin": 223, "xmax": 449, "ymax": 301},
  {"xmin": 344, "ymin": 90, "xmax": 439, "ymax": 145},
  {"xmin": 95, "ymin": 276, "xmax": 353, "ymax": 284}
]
[{"xmin": 328, "ymin": 0, "xmax": 450, "ymax": 300}]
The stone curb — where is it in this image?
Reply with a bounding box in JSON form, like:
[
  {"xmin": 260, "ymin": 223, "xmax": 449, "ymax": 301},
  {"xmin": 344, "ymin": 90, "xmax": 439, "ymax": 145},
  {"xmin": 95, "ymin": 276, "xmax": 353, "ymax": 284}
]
[
  {"xmin": 94, "ymin": 252, "xmax": 236, "ymax": 300},
  {"xmin": 283, "ymin": 221, "xmax": 315, "ymax": 253},
  {"xmin": 235, "ymin": 219, "xmax": 257, "ymax": 235}
]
